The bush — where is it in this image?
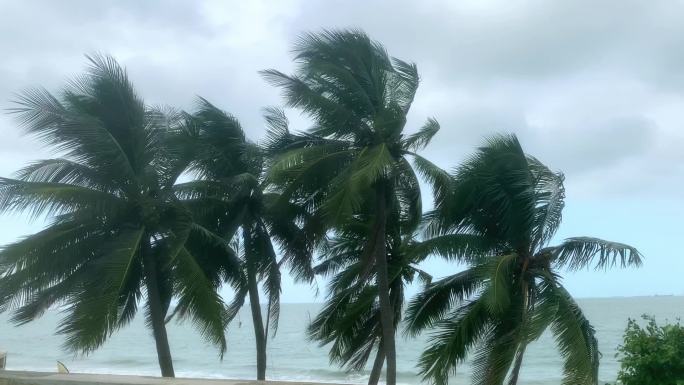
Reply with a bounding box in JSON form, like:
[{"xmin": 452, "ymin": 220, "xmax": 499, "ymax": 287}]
[{"xmin": 616, "ymin": 315, "xmax": 684, "ymax": 385}]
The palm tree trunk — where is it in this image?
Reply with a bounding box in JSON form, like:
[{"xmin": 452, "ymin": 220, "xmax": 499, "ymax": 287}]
[
  {"xmin": 373, "ymin": 183, "xmax": 396, "ymax": 385},
  {"xmin": 244, "ymin": 227, "xmax": 267, "ymax": 381},
  {"xmin": 509, "ymin": 266, "xmax": 531, "ymax": 385},
  {"xmin": 508, "ymin": 344, "xmax": 527, "ymax": 385},
  {"xmin": 368, "ymin": 343, "xmax": 385, "ymax": 385},
  {"xmin": 142, "ymin": 240, "xmax": 175, "ymax": 378}
]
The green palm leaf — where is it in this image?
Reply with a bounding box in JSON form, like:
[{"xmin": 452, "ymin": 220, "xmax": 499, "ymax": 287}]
[
  {"xmin": 551, "ymin": 237, "xmax": 643, "ymax": 270},
  {"xmin": 410, "ymin": 233, "xmax": 498, "ymax": 263},
  {"xmin": 547, "ymin": 283, "xmax": 599, "ymax": 385},
  {"xmin": 405, "ymin": 266, "xmax": 482, "ymax": 335},
  {"xmin": 418, "ymin": 299, "xmax": 492, "ymax": 385},
  {"xmin": 404, "ymin": 118, "xmax": 440, "ymax": 151},
  {"xmin": 56, "ymin": 227, "xmax": 144, "ymax": 353},
  {"xmin": 170, "ymin": 247, "xmax": 228, "ymax": 357},
  {"xmin": 0, "ymin": 178, "xmax": 123, "ymax": 220}
]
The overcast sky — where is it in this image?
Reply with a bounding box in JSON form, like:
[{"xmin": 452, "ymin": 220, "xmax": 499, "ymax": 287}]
[{"xmin": 1, "ymin": 0, "xmax": 682, "ymax": 302}]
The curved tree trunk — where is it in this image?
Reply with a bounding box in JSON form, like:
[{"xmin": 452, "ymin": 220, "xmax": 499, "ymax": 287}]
[
  {"xmin": 142, "ymin": 239, "xmax": 175, "ymax": 378},
  {"xmin": 368, "ymin": 343, "xmax": 385, "ymax": 385},
  {"xmin": 509, "ymin": 265, "xmax": 531, "ymax": 385},
  {"xmin": 508, "ymin": 344, "xmax": 527, "ymax": 385},
  {"xmin": 244, "ymin": 227, "xmax": 267, "ymax": 381},
  {"xmin": 373, "ymin": 183, "xmax": 396, "ymax": 385}
]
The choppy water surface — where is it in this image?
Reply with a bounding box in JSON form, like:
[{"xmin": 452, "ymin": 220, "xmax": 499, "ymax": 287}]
[{"xmin": 1, "ymin": 296, "xmax": 682, "ymax": 384}]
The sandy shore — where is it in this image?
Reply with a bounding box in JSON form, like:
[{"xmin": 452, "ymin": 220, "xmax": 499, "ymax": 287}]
[{"xmin": 0, "ymin": 371, "xmax": 351, "ymax": 385}]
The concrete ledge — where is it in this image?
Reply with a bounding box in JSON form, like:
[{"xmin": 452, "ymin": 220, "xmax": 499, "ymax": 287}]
[{"xmin": 0, "ymin": 371, "xmax": 350, "ymax": 385}]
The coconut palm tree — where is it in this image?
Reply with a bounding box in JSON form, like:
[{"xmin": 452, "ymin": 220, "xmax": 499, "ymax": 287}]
[
  {"xmin": 262, "ymin": 29, "xmax": 443, "ymax": 385},
  {"xmin": 0, "ymin": 56, "xmax": 233, "ymax": 377},
  {"xmin": 170, "ymin": 100, "xmax": 317, "ymax": 380},
  {"xmin": 405, "ymin": 134, "xmax": 643, "ymax": 385},
  {"xmin": 308, "ymin": 205, "xmax": 430, "ymax": 385}
]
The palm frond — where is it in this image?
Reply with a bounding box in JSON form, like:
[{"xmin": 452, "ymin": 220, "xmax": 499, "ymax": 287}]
[
  {"xmin": 448, "ymin": 134, "xmax": 536, "ymax": 246},
  {"xmin": 10, "ymin": 55, "xmax": 147, "ymax": 184},
  {"xmin": 410, "ymin": 233, "xmax": 498, "ymax": 264},
  {"xmin": 551, "ymin": 237, "xmax": 643, "ymax": 270},
  {"xmin": 528, "ymin": 157, "xmax": 565, "ymax": 250},
  {"xmin": 404, "ymin": 118, "xmax": 440, "ymax": 151},
  {"xmin": 56, "ymin": 227, "xmax": 145, "ymax": 353},
  {"xmin": 418, "ymin": 299, "xmax": 492, "ymax": 385},
  {"xmin": 391, "ymin": 58, "xmax": 420, "ymax": 112},
  {"xmin": 405, "ymin": 266, "xmax": 482, "ymax": 335},
  {"xmin": 261, "ymin": 106, "xmax": 292, "ymax": 156},
  {"xmin": 548, "ymin": 283, "xmax": 599, "ymax": 385},
  {"xmin": 15, "ymin": 158, "xmax": 117, "ymax": 193},
  {"xmin": 0, "ymin": 178, "xmax": 123, "ymax": 220},
  {"xmin": 470, "ymin": 316, "xmax": 523, "ymax": 385},
  {"xmin": 409, "ymin": 154, "xmax": 452, "ymax": 218},
  {"xmin": 170, "ymin": 247, "xmax": 228, "ymax": 357}
]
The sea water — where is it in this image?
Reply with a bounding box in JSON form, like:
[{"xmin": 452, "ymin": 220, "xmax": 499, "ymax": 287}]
[{"xmin": 1, "ymin": 296, "xmax": 682, "ymax": 384}]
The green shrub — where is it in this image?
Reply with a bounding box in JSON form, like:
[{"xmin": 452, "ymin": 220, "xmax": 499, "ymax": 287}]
[{"xmin": 616, "ymin": 315, "xmax": 684, "ymax": 385}]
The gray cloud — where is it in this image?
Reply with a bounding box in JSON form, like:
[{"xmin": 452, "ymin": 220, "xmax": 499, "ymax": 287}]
[
  {"xmin": 2, "ymin": 0, "xmax": 682, "ymax": 195},
  {"xmin": 290, "ymin": 0, "xmax": 684, "ymax": 86},
  {"xmin": 521, "ymin": 116, "xmax": 657, "ymax": 172},
  {"xmin": 1, "ymin": 0, "xmax": 682, "ymax": 298}
]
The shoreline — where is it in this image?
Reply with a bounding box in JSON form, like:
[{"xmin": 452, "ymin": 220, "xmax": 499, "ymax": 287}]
[{"xmin": 0, "ymin": 371, "xmax": 351, "ymax": 385}]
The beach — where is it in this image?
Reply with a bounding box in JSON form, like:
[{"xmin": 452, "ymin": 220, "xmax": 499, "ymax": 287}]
[{"xmin": 0, "ymin": 371, "xmax": 350, "ymax": 385}]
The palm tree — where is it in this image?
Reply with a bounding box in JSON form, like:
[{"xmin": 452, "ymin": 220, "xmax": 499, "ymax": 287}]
[
  {"xmin": 0, "ymin": 56, "xmax": 233, "ymax": 377},
  {"xmin": 170, "ymin": 100, "xmax": 316, "ymax": 380},
  {"xmin": 308, "ymin": 208, "xmax": 430, "ymax": 385},
  {"xmin": 405, "ymin": 135, "xmax": 643, "ymax": 385},
  {"xmin": 262, "ymin": 29, "xmax": 443, "ymax": 385}
]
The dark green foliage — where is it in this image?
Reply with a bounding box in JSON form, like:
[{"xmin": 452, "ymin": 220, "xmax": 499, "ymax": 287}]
[
  {"xmin": 263, "ymin": 29, "xmax": 443, "ymax": 385},
  {"xmin": 616, "ymin": 315, "xmax": 684, "ymax": 385},
  {"xmin": 406, "ymin": 135, "xmax": 643, "ymax": 385},
  {"xmin": 171, "ymin": 99, "xmax": 317, "ymax": 379},
  {"xmin": 0, "ymin": 56, "xmax": 231, "ymax": 376},
  {"xmin": 307, "ymin": 214, "xmax": 430, "ymax": 372},
  {"xmin": 0, "ymin": 31, "xmax": 645, "ymax": 385}
]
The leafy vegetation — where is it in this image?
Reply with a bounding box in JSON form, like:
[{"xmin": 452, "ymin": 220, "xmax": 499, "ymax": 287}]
[
  {"xmin": 308, "ymin": 214, "xmax": 430, "ymax": 385},
  {"xmin": 263, "ymin": 29, "xmax": 443, "ymax": 385},
  {"xmin": 616, "ymin": 315, "xmax": 684, "ymax": 385},
  {"xmin": 170, "ymin": 100, "xmax": 316, "ymax": 379},
  {"xmin": 0, "ymin": 30, "xmax": 644, "ymax": 385},
  {"xmin": 405, "ymin": 135, "xmax": 642, "ymax": 385},
  {"xmin": 0, "ymin": 56, "xmax": 233, "ymax": 377}
]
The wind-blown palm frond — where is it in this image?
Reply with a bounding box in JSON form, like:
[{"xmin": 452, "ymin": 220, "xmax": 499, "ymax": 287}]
[
  {"xmin": 262, "ymin": 106, "xmax": 294, "ymax": 156},
  {"xmin": 547, "ymin": 283, "xmax": 599, "ymax": 385},
  {"xmin": 528, "ymin": 158, "xmax": 565, "ymax": 249},
  {"xmin": 409, "ymin": 154, "xmax": 452, "ymax": 212},
  {"xmin": 448, "ymin": 135, "xmax": 537, "ymax": 247},
  {"xmin": 405, "ymin": 267, "xmax": 482, "ymax": 335},
  {"xmin": 418, "ymin": 300, "xmax": 492, "ymax": 385},
  {"xmin": 551, "ymin": 237, "xmax": 643, "ymax": 270},
  {"xmin": 404, "ymin": 118, "xmax": 440, "ymax": 151},
  {"xmin": 410, "ymin": 233, "xmax": 499, "ymax": 264},
  {"xmin": 56, "ymin": 227, "xmax": 145, "ymax": 353},
  {"xmin": 470, "ymin": 314, "xmax": 523, "ymax": 385},
  {"xmin": 15, "ymin": 158, "xmax": 118, "ymax": 192},
  {"xmin": 170, "ymin": 247, "xmax": 228, "ymax": 357},
  {"xmin": 0, "ymin": 178, "xmax": 124, "ymax": 220}
]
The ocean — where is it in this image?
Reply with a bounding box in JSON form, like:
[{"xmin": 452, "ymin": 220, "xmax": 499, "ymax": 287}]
[{"xmin": 1, "ymin": 296, "xmax": 682, "ymax": 384}]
